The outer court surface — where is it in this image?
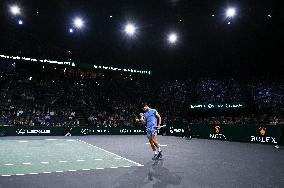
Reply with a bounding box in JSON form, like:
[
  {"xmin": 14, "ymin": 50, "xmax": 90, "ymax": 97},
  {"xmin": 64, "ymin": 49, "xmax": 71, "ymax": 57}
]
[{"xmin": 0, "ymin": 135, "xmax": 283, "ymax": 188}]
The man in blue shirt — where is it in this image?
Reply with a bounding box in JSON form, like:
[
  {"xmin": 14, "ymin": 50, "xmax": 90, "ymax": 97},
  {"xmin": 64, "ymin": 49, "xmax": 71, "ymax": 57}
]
[{"xmin": 140, "ymin": 103, "xmax": 163, "ymax": 160}]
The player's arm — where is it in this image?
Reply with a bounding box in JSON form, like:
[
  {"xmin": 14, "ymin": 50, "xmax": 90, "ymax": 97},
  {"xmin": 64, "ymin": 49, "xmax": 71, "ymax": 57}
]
[{"xmin": 156, "ymin": 113, "xmax": 162, "ymax": 129}]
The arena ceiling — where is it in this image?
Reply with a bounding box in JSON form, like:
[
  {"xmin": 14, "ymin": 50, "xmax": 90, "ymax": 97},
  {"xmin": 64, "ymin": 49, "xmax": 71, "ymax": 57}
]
[{"xmin": 0, "ymin": 0, "xmax": 283, "ymax": 77}]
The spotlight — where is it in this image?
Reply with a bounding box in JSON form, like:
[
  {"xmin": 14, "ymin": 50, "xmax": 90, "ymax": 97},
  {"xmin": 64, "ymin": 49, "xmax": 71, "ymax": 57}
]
[
  {"xmin": 18, "ymin": 20, "xmax": 23, "ymax": 25},
  {"xmin": 125, "ymin": 23, "xmax": 136, "ymax": 36},
  {"xmin": 74, "ymin": 18, "xmax": 84, "ymax": 28},
  {"xmin": 168, "ymin": 33, "xmax": 178, "ymax": 44},
  {"xmin": 10, "ymin": 5, "xmax": 21, "ymax": 15},
  {"xmin": 69, "ymin": 28, "xmax": 74, "ymax": 33},
  {"xmin": 226, "ymin": 8, "xmax": 236, "ymax": 18}
]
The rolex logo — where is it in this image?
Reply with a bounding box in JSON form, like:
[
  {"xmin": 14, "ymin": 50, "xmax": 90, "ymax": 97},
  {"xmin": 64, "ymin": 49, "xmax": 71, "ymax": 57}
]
[
  {"xmin": 259, "ymin": 127, "xmax": 266, "ymax": 136},
  {"xmin": 215, "ymin": 126, "xmax": 221, "ymax": 134}
]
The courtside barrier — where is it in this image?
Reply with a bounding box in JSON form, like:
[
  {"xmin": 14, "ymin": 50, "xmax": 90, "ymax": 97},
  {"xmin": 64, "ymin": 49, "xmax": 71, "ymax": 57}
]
[{"xmin": 0, "ymin": 124, "xmax": 282, "ymax": 145}]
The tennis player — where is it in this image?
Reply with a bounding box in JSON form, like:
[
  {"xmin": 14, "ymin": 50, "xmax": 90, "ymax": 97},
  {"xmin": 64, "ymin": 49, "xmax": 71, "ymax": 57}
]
[{"xmin": 140, "ymin": 103, "xmax": 163, "ymax": 160}]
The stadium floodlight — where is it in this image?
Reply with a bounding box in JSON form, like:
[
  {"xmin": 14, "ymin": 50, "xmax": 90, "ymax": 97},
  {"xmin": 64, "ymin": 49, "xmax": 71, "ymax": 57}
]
[
  {"xmin": 124, "ymin": 23, "xmax": 136, "ymax": 36},
  {"xmin": 226, "ymin": 8, "xmax": 236, "ymax": 18},
  {"xmin": 10, "ymin": 5, "xmax": 21, "ymax": 15},
  {"xmin": 18, "ymin": 20, "xmax": 23, "ymax": 25},
  {"xmin": 74, "ymin": 17, "xmax": 84, "ymax": 28},
  {"xmin": 69, "ymin": 28, "xmax": 74, "ymax": 33},
  {"xmin": 168, "ymin": 33, "xmax": 178, "ymax": 44}
]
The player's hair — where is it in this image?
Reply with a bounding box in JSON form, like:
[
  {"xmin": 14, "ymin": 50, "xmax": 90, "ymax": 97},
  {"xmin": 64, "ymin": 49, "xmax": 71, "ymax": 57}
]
[{"xmin": 141, "ymin": 102, "xmax": 149, "ymax": 108}]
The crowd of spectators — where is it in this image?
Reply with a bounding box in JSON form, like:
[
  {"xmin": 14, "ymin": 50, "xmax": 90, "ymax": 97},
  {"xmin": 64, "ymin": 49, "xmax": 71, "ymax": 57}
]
[
  {"xmin": 196, "ymin": 78, "xmax": 243, "ymax": 103},
  {"xmin": 0, "ymin": 64, "xmax": 283, "ymax": 127},
  {"xmin": 249, "ymin": 81, "xmax": 284, "ymax": 111},
  {"xmin": 0, "ymin": 69, "xmax": 79, "ymax": 127}
]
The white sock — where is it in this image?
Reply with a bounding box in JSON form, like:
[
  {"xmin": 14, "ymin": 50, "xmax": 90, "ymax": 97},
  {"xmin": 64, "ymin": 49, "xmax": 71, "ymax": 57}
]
[
  {"xmin": 157, "ymin": 147, "xmax": 161, "ymax": 152},
  {"xmin": 154, "ymin": 150, "xmax": 158, "ymax": 155}
]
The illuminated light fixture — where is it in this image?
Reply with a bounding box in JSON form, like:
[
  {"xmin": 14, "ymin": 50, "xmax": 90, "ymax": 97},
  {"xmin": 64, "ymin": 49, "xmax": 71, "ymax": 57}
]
[
  {"xmin": 125, "ymin": 23, "xmax": 136, "ymax": 36},
  {"xmin": 168, "ymin": 33, "xmax": 178, "ymax": 44},
  {"xmin": 74, "ymin": 18, "xmax": 84, "ymax": 28},
  {"xmin": 226, "ymin": 8, "xmax": 236, "ymax": 18},
  {"xmin": 10, "ymin": 5, "xmax": 21, "ymax": 15}
]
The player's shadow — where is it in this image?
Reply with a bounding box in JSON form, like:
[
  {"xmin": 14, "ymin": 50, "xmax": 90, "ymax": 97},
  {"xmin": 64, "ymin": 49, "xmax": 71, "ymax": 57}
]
[
  {"xmin": 147, "ymin": 159, "xmax": 182, "ymax": 188},
  {"xmin": 112, "ymin": 159, "xmax": 182, "ymax": 188}
]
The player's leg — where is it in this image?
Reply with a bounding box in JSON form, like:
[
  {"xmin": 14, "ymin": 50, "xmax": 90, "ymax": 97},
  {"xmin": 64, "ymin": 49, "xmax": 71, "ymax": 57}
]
[
  {"xmin": 152, "ymin": 132, "xmax": 162, "ymax": 159},
  {"xmin": 152, "ymin": 136, "xmax": 160, "ymax": 149},
  {"xmin": 147, "ymin": 128, "xmax": 158, "ymax": 159},
  {"xmin": 151, "ymin": 128, "xmax": 161, "ymax": 150},
  {"xmin": 148, "ymin": 136, "xmax": 156, "ymax": 151},
  {"xmin": 148, "ymin": 136, "xmax": 159, "ymax": 160}
]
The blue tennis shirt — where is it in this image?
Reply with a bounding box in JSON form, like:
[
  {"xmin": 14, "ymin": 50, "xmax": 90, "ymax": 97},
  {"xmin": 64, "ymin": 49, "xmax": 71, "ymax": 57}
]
[{"xmin": 144, "ymin": 108, "xmax": 158, "ymax": 129}]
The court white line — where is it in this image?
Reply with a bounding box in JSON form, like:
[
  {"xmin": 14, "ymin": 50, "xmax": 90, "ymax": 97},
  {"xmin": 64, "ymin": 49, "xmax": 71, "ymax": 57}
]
[
  {"xmin": 95, "ymin": 159, "xmax": 103, "ymax": 161},
  {"xmin": 82, "ymin": 169, "xmax": 90, "ymax": 171},
  {"xmin": 122, "ymin": 166, "xmax": 131, "ymax": 168},
  {"xmin": 5, "ymin": 164, "xmax": 14, "ymax": 166},
  {"xmin": 23, "ymin": 162, "xmax": 31, "ymax": 165},
  {"xmin": 76, "ymin": 139, "xmax": 143, "ymax": 167},
  {"xmin": 110, "ymin": 167, "xmax": 118, "ymax": 169},
  {"xmin": 55, "ymin": 171, "xmax": 63, "ymax": 173},
  {"xmin": 43, "ymin": 172, "xmax": 52, "ymax": 174},
  {"xmin": 59, "ymin": 161, "xmax": 67, "ymax": 163},
  {"xmin": 45, "ymin": 139, "xmax": 57, "ymax": 141},
  {"xmin": 96, "ymin": 168, "xmax": 104, "ymax": 169},
  {"xmin": 29, "ymin": 173, "xmax": 38, "ymax": 175},
  {"xmin": 15, "ymin": 174, "xmax": 25, "ymax": 176},
  {"xmin": 76, "ymin": 160, "xmax": 85, "ymax": 162},
  {"xmin": 1, "ymin": 175, "xmax": 11, "ymax": 177},
  {"xmin": 40, "ymin": 162, "xmax": 49, "ymax": 164},
  {"xmin": 145, "ymin": 143, "xmax": 167, "ymax": 147},
  {"xmin": 19, "ymin": 141, "xmax": 28, "ymax": 143},
  {"xmin": 66, "ymin": 139, "xmax": 76, "ymax": 142},
  {"xmin": 68, "ymin": 170, "xmax": 77, "ymax": 172}
]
